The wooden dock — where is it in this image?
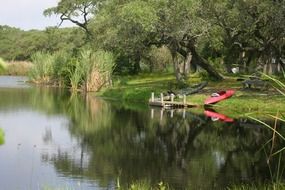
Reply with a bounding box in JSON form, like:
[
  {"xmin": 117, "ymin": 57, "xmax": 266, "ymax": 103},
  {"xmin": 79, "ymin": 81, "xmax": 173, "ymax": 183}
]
[{"xmin": 148, "ymin": 92, "xmax": 197, "ymax": 108}]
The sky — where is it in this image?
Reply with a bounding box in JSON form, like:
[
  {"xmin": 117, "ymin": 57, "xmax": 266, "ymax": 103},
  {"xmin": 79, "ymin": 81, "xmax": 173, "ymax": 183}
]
[{"xmin": 0, "ymin": 0, "xmax": 74, "ymax": 30}]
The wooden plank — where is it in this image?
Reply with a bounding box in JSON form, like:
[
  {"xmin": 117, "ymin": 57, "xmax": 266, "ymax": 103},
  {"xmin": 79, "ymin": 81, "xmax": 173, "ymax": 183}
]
[
  {"xmin": 148, "ymin": 92, "xmax": 197, "ymax": 108},
  {"xmin": 149, "ymin": 100, "xmax": 196, "ymax": 108}
]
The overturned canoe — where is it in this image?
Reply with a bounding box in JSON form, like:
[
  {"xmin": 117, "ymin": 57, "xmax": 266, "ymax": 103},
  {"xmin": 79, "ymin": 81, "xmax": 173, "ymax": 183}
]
[{"xmin": 204, "ymin": 90, "xmax": 235, "ymax": 105}]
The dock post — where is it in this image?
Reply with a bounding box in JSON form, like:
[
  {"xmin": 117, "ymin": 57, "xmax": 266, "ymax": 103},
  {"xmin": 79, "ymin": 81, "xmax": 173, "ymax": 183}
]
[
  {"xmin": 171, "ymin": 109, "xmax": 174, "ymax": 118},
  {"xmin": 183, "ymin": 95, "xmax": 186, "ymax": 105},
  {"xmin": 183, "ymin": 109, "xmax": 186, "ymax": 119},
  {"xmin": 151, "ymin": 109, "xmax": 154, "ymax": 119},
  {"xmin": 160, "ymin": 93, "xmax": 164, "ymax": 104},
  {"xmin": 160, "ymin": 109, "xmax": 164, "ymax": 121},
  {"xmin": 151, "ymin": 92, "xmax": 154, "ymax": 102},
  {"xmin": 171, "ymin": 94, "xmax": 174, "ymax": 102}
]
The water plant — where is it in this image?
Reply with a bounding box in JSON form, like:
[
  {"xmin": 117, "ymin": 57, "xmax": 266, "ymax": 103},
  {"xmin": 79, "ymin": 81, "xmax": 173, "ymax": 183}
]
[
  {"xmin": 28, "ymin": 49, "xmax": 115, "ymax": 91},
  {"xmin": 85, "ymin": 50, "xmax": 115, "ymax": 91},
  {"xmin": 117, "ymin": 179, "xmax": 171, "ymax": 190},
  {"xmin": 29, "ymin": 52, "xmax": 54, "ymax": 83}
]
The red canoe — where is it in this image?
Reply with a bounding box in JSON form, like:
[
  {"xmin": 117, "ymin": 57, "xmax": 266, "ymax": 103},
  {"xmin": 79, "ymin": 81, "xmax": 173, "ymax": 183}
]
[
  {"xmin": 204, "ymin": 90, "xmax": 235, "ymax": 105},
  {"xmin": 204, "ymin": 110, "xmax": 234, "ymax": 122}
]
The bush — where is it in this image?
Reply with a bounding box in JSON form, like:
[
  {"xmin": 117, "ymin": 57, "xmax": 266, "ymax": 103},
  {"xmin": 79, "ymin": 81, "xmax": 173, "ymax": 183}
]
[{"xmin": 0, "ymin": 57, "xmax": 7, "ymax": 74}]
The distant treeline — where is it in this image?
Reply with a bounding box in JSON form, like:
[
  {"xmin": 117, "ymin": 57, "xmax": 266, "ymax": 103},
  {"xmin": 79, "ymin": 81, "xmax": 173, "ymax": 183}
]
[
  {"xmin": 1, "ymin": 0, "xmax": 285, "ymax": 83},
  {"xmin": 0, "ymin": 25, "xmax": 85, "ymax": 60}
]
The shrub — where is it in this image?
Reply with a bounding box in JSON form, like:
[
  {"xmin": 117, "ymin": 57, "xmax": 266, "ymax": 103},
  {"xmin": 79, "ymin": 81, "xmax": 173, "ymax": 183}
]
[{"xmin": 0, "ymin": 57, "xmax": 7, "ymax": 74}]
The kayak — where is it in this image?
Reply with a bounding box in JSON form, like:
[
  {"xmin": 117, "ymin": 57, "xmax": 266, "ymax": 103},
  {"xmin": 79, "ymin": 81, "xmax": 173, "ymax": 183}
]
[
  {"xmin": 204, "ymin": 110, "xmax": 234, "ymax": 122},
  {"xmin": 204, "ymin": 90, "xmax": 235, "ymax": 105}
]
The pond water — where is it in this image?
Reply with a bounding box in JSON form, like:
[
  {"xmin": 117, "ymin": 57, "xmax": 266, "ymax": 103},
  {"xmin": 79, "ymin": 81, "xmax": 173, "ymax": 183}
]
[{"xmin": 0, "ymin": 76, "xmax": 284, "ymax": 190}]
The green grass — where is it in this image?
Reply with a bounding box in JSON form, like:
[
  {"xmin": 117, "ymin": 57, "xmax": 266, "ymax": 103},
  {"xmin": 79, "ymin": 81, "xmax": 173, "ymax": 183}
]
[
  {"xmin": 117, "ymin": 180, "xmax": 171, "ymax": 190},
  {"xmin": 228, "ymin": 183, "xmax": 285, "ymax": 190},
  {"xmin": 98, "ymin": 73, "xmax": 285, "ymax": 118},
  {"xmin": 98, "ymin": 73, "xmax": 177, "ymax": 102}
]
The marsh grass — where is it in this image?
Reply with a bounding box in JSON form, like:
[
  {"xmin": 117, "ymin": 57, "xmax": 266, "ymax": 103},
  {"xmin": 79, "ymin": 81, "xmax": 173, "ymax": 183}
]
[
  {"xmin": 228, "ymin": 75, "xmax": 285, "ymax": 190},
  {"xmin": 117, "ymin": 179, "xmax": 171, "ymax": 190},
  {"xmin": 29, "ymin": 52, "xmax": 54, "ymax": 83},
  {"xmin": 28, "ymin": 50, "xmax": 115, "ymax": 91},
  {"xmin": 85, "ymin": 50, "xmax": 115, "ymax": 91},
  {"xmin": 229, "ymin": 183, "xmax": 285, "ymax": 190},
  {"xmin": 4, "ymin": 61, "xmax": 33, "ymax": 76}
]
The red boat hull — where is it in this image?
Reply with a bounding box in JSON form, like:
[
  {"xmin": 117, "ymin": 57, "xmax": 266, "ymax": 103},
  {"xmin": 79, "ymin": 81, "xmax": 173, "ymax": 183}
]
[{"xmin": 204, "ymin": 90, "xmax": 235, "ymax": 105}]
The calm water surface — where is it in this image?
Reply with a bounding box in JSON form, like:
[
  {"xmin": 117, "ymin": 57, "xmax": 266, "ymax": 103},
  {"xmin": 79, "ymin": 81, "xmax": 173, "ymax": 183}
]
[{"xmin": 0, "ymin": 76, "xmax": 284, "ymax": 190}]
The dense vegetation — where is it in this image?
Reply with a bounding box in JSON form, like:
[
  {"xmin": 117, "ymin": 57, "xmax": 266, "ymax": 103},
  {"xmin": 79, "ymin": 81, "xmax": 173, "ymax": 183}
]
[
  {"xmin": 0, "ymin": 128, "xmax": 4, "ymax": 145},
  {"xmin": 0, "ymin": 0, "xmax": 284, "ymax": 91}
]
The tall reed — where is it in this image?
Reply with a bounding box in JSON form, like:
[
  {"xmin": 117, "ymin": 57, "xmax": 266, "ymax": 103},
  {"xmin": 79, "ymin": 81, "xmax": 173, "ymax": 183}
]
[
  {"xmin": 83, "ymin": 49, "xmax": 115, "ymax": 92},
  {"xmin": 247, "ymin": 73, "xmax": 285, "ymax": 185},
  {"xmin": 29, "ymin": 52, "xmax": 54, "ymax": 84},
  {"xmin": 29, "ymin": 49, "xmax": 115, "ymax": 91}
]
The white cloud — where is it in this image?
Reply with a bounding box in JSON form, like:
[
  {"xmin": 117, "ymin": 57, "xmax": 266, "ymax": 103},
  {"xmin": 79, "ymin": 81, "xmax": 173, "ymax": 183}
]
[{"xmin": 0, "ymin": 0, "xmax": 74, "ymax": 30}]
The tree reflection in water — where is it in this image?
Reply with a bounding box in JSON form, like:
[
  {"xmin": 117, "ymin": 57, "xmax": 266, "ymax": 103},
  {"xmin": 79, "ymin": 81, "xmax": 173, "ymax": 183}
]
[{"xmin": 25, "ymin": 90, "xmax": 284, "ymax": 189}]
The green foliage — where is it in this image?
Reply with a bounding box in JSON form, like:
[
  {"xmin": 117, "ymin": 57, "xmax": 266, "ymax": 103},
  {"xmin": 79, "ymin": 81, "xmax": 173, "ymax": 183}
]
[
  {"xmin": 0, "ymin": 25, "xmax": 84, "ymax": 61},
  {"xmin": 200, "ymin": 0, "xmax": 285, "ymax": 74},
  {"xmin": 0, "ymin": 128, "xmax": 4, "ymax": 145},
  {"xmin": 145, "ymin": 46, "xmax": 172, "ymax": 72},
  {"xmin": 118, "ymin": 1, "xmax": 158, "ymax": 33},
  {"xmin": 0, "ymin": 57, "xmax": 7, "ymax": 74},
  {"xmin": 1, "ymin": 0, "xmax": 284, "ymax": 78}
]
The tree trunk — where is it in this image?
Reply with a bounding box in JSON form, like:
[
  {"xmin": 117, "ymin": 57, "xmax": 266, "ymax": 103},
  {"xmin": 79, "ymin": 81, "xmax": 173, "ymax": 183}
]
[
  {"xmin": 132, "ymin": 53, "xmax": 141, "ymax": 74},
  {"xmin": 172, "ymin": 53, "xmax": 185, "ymax": 83},
  {"xmin": 189, "ymin": 45, "xmax": 223, "ymax": 80},
  {"xmin": 184, "ymin": 52, "xmax": 192, "ymax": 75}
]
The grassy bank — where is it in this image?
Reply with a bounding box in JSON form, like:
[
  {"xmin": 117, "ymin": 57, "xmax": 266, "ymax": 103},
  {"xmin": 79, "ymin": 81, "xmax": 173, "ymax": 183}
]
[
  {"xmin": 98, "ymin": 73, "xmax": 177, "ymax": 102},
  {"xmin": 228, "ymin": 183, "xmax": 285, "ymax": 190},
  {"xmin": 98, "ymin": 73, "xmax": 285, "ymax": 116}
]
